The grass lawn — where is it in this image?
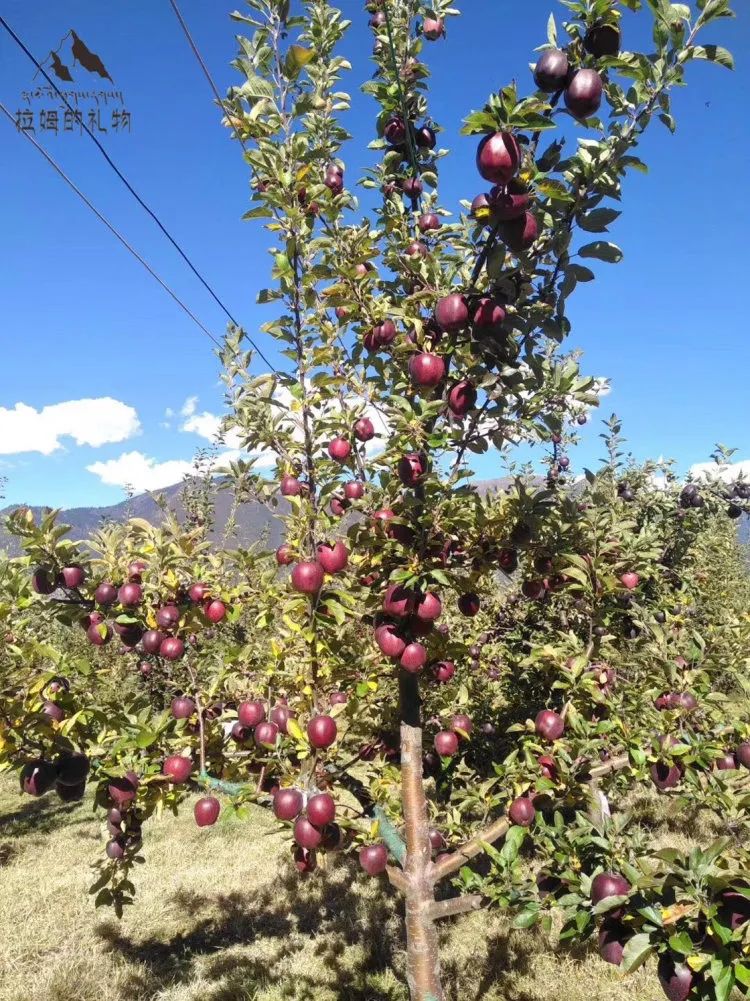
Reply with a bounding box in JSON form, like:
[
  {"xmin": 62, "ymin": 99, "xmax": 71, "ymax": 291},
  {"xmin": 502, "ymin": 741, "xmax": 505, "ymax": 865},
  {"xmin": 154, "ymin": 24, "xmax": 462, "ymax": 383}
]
[{"xmin": 0, "ymin": 776, "xmax": 709, "ymax": 1001}]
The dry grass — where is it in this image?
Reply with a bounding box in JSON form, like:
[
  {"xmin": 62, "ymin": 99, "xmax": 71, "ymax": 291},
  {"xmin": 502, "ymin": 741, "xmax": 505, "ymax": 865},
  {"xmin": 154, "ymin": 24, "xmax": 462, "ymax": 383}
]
[{"xmin": 0, "ymin": 776, "xmax": 712, "ymax": 1001}]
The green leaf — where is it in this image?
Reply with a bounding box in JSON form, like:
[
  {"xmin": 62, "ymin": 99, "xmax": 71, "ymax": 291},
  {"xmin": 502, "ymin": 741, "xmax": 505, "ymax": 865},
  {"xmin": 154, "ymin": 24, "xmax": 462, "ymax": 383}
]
[
  {"xmin": 578, "ymin": 208, "xmax": 621, "ymax": 232},
  {"xmin": 578, "ymin": 241, "xmax": 624, "ymax": 263},
  {"xmin": 710, "ymin": 958, "xmax": 735, "ymax": 1001},
  {"xmin": 135, "ymin": 728, "xmax": 157, "ymax": 749},
  {"xmin": 620, "ymin": 933, "xmax": 655, "ymax": 973},
  {"xmin": 512, "ymin": 907, "xmax": 539, "ymax": 929},
  {"xmin": 668, "ymin": 931, "xmax": 694, "ymax": 955},
  {"xmin": 500, "ymin": 825, "xmax": 526, "ymax": 864},
  {"xmin": 686, "ymin": 44, "xmax": 734, "ymax": 69}
]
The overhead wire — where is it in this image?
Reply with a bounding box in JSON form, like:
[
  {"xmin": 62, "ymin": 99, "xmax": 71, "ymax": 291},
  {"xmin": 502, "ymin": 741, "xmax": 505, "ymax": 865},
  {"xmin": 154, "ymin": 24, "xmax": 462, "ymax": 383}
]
[
  {"xmin": 0, "ymin": 12, "xmax": 279, "ymax": 372},
  {"xmin": 0, "ymin": 99, "xmax": 223, "ymax": 348}
]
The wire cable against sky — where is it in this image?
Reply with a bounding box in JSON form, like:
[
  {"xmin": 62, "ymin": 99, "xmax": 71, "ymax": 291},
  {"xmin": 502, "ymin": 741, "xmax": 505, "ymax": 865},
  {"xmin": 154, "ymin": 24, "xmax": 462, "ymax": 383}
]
[
  {"xmin": 0, "ymin": 14, "xmax": 240, "ymax": 328},
  {"xmin": 0, "ymin": 99, "xmax": 223, "ymax": 349},
  {"xmin": 167, "ymin": 0, "xmax": 249, "ymax": 153},
  {"xmin": 0, "ymin": 13, "xmax": 278, "ymax": 372}
]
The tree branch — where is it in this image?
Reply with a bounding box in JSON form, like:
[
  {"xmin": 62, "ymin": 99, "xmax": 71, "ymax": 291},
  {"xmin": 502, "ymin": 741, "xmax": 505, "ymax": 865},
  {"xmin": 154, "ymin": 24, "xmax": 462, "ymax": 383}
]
[{"xmin": 428, "ymin": 894, "xmax": 483, "ymax": 921}]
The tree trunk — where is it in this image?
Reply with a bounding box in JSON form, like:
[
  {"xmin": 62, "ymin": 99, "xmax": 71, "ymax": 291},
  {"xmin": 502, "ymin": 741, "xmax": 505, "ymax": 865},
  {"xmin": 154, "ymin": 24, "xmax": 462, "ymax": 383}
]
[{"xmin": 399, "ymin": 671, "xmax": 444, "ymax": 1001}]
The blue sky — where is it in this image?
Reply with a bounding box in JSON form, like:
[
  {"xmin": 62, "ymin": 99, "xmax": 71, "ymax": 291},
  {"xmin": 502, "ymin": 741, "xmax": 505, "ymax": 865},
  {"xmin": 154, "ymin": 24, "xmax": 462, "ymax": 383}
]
[{"xmin": 0, "ymin": 0, "xmax": 747, "ymax": 509}]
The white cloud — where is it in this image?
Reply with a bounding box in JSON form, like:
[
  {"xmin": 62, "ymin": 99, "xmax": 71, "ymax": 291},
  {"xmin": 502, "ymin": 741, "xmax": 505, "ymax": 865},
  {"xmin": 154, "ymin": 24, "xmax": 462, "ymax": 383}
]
[
  {"xmin": 180, "ymin": 396, "xmax": 198, "ymax": 418},
  {"xmin": 182, "ymin": 410, "xmax": 244, "ymax": 450},
  {"xmin": 689, "ymin": 459, "xmax": 750, "ymax": 484},
  {"xmin": 0, "ymin": 398, "xmax": 140, "ymax": 456},
  {"xmin": 87, "ymin": 451, "xmax": 194, "ymax": 492}
]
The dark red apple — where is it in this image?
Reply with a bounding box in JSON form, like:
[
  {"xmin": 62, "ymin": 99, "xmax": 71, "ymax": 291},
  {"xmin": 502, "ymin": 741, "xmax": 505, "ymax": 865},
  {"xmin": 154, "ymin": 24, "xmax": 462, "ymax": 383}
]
[
  {"xmin": 416, "ymin": 592, "xmax": 442, "ymax": 621},
  {"xmin": 383, "ymin": 584, "xmax": 415, "ymax": 618},
  {"xmin": 584, "ymin": 23, "xmax": 620, "ymax": 58},
  {"xmin": 31, "ymin": 567, "xmax": 56, "ymax": 595},
  {"xmin": 359, "ymin": 843, "xmax": 388, "ymax": 875},
  {"xmin": 375, "ymin": 623, "xmax": 406, "ymax": 658},
  {"xmin": 171, "ymin": 696, "xmax": 195, "ymax": 720},
  {"xmin": 294, "ymin": 845, "xmax": 317, "ymax": 873},
  {"xmin": 156, "ymin": 604, "xmax": 180, "ymax": 630},
  {"xmin": 508, "ymin": 796, "xmax": 535, "ymax": 827},
  {"xmin": 194, "ymin": 796, "xmax": 220, "ymax": 827},
  {"xmin": 317, "ymin": 542, "xmax": 349, "ymax": 574},
  {"xmin": 344, "ymin": 480, "xmax": 365, "ymax": 501},
  {"xmin": 565, "ymin": 68, "xmax": 603, "ymax": 119},
  {"xmin": 43, "ymin": 701, "xmax": 65, "ymax": 722},
  {"xmin": 715, "ymin": 751, "xmax": 737, "ymax": 771},
  {"xmin": 621, "ymin": 572, "xmax": 640, "ymax": 590},
  {"xmin": 458, "ymin": 593, "xmax": 480, "ymax": 617},
  {"xmin": 591, "ymin": 872, "xmax": 630, "ymax": 905},
  {"xmin": 650, "ymin": 761, "xmax": 682, "ymax": 791},
  {"xmin": 94, "ymin": 581, "xmax": 117, "ymax": 605},
  {"xmin": 61, "ymin": 565, "xmax": 85, "ymax": 589},
  {"xmin": 141, "ymin": 630, "xmax": 164, "ymax": 655},
  {"xmin": 719, "ymin": 890, "xmax": 750, "ymax": 930},
  {"xmin": 398, "ymin": 452, "xmax": 428, "ymax": 486},
  {"xmin": 270, "ymin": 703, "xmax": 294, "ymax": 733},
  {"xmin": 294, "ymin": 816, "xmax": 323, "ymax": 849},
  {"xmin": 163, "ymin": 755, "xmax": 193, "ymax": 784},
  {"xmin": 108, "ymin": 774, "xmax": 139, "ymax": 807},
  {"xmin": 473, "ymin": 297, "xmax": 506, "ymax": 332},
  {"xmin": 418, "ymin": 212, "xmax": 441, "ymax": 233},
  {"xmin": 400, "ymin": 643, "xmax": 427, "ymax": 673},
  {"xmin": 470, "ymin": 193, "xmax": 491, "ymax": 219},
  {"xmin": 20, "ymin": 760, "xmax": 56, "ymax": 796},
  {"xmin": 306, "ymin": 793, "xmax": 335, "ymax": 828},
  {"xmin": 87, "ymin": 622, "xmax": 111, "ymax": 646},
  {"xmin": 489, "ymin": 180, "xmax": 531, "ymax": 221},
  {"xmin": 737, "ymin": 742, "xmax": 750, "ymax": 768},
  {"xmin": 160, "ymin": 636, "xmax": 185, "ymax": 661},
  {"xmin": 534, "ymin": 48, "xmax": 570, "ymax": 91},
  {"xmin": 406, "ymin": 240, "xmax": 429, "ymax": 257},
  {"xmin": 451, "ymin": 714, "xmax": 473, "ymax": 738},
  {"xmin": 274, "ymin": 787, "xmax": 304, "ymax": 821},
  {"xmin": 476, "ymin": 132, "xmax": 521, "ymax": 184},
  {"xmin": 189, "ymin": 582, "xmax": 210, "ymax": 603},
  {"xmin": 117, "ymin": 581, "xmax": 142, "ymax": 607},
  {"xmin": 422, "ymin": 16, "xmax": 444, "ymax": 40},
  {"xmin": 328, "ymin": 437, "xmax": 351, "ymax": 462},
  {"xmin": 535, "ymin": 709, "xmax": 564, "ymax": 741},
  {"xmin": 281, "ymin": 474, "xmax": 302, "ymax": 496},
  {"xmin": 501, "ymin": 211, "xmax": 539, "ymax": 252},
  {"xmin": 204, "ymin": 599, "xmax": 226, "ymax": 623},
  {"xmin": 435, "ymin": 294, "xmax": 469, "ymax": 332},
  {"xmin": 238, "ymin": 700, "xmax": 266, "ymax": 727},
  {"xmin": 538, "ymin": 755, "xmax": 557, "ymax": 780},
  {"xmin": 106, "ymin": 838, "xmax": 125, "ymax": 860},
  {"xmin": 384, "ymin": 115, "xmax": 406, "ymax": 145},
  {"xmin": 598, "ymin": 920, "xmax": 627, "ymax": 966},
  {"xmin": 276, "ymin": 544, "xmax": 294, "ymax": 566},
  {"xmin": 354, "ymin": 416, "xmax": 375, "ymax": 441},
  {"xmin": 56, "ymin": 779, "xmax": 85, "ymax": 802},
  {"xmin": 401, "ymin": 176, "xmax": 423, "ymax": 198},
  {"xmin": 432, "ymin": 661, "xmax": 455, "ymax": 683},
  {"xmin": 409, "ymin": 352, "xmax": 446, "ymax": 387},
  {"xmin": 416, "ymin": 125, "xmax": 436, "ymax": 148},
  {"xmin": 308, "ymin": 715, "xmax": 337, "ymax": 749},
  {"xmin": 329, "ymin": 691, "xmax": 347, "ymax": 706},
  {"xmin": 291, "ymin": 561, "xmax": 325, "ymax": 595},
  {"xmin": 657, "ymin": 955, "xmax": 694, "ymax": 1001},
  {"xmin": 55, "ymin": 752, "xmax": 89, "ymax": 786},
  {"xmin": 447, "ymin": 380, "xmax": 477, "ymax": 417},
  {"xmin": 255, "ymin": 721, "xmax": 279, "ymax": 748},
  {"xmin": 522, "ymin": 579, "xmax": 545, "ymax": 601},
  {"xmin": 435, "ymin": 730, "xmax": 459, "ymax": 757}
]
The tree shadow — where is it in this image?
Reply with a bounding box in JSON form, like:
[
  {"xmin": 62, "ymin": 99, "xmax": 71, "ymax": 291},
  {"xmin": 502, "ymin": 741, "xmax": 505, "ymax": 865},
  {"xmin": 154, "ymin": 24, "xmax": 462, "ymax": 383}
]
[
  {"xmin": 95, "ymin": 857, "xmax": 407, "ymax": 1000},
  {"xmin": 0, "ymin": 793, "xmax": 90, "ymax": 838}
]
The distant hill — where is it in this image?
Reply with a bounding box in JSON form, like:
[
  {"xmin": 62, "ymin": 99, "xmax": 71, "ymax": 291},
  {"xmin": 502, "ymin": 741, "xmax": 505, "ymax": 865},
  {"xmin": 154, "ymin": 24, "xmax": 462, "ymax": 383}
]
[{"xmin": 1, "ymin": 478, "xmax": 746, "ymax": 557}]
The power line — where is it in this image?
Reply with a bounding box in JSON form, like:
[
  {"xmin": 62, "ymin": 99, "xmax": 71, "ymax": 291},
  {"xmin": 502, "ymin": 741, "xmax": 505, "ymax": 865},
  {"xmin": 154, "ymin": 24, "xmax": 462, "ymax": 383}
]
[
  {"xmin": 167, "ymin": 0, "xmax": 248, "ymax": 152},
  {"xmin": 0, "ymin": 18, "xmax": 238, "ymax": 325},
  {"xmin": 0, "ymin": 12, "xmax": 278, "ymax": 372},
  {"xmin": 0, "ymin": 100, "xmax": 222, "ymax": 348}
]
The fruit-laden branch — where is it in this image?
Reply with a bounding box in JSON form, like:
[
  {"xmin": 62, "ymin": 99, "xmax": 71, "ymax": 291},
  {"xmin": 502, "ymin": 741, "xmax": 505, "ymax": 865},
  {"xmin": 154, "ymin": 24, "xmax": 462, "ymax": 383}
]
[{"xmin": 432, "ymin": 751, "xmax": 631, "ymax": 883}]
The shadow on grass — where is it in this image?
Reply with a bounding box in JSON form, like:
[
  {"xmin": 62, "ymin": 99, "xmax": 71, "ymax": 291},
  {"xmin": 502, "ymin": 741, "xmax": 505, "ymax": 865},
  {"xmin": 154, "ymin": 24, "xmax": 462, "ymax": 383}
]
[
  {"xmin": 0, "ymin": 793, "xmax": 91, "ymax": 838},
  {"xmin": 93, "ymin": 855, "xmax": 569, "ymax": 1001},
  {"xmin": 95, "ymin": 856, "xmax": 411, "ymax": 1000}
]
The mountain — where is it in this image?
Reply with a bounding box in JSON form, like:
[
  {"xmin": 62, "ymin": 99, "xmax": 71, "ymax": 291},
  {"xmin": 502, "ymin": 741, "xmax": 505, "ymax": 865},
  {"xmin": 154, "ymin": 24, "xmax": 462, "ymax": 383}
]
[
  {"xmin": 1, "ymin": 478, "xmax": 746, "ymax": 557},
  {"xmin": 0, "ymin": 481, "xmax": 286, "ymax": 556}
]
